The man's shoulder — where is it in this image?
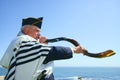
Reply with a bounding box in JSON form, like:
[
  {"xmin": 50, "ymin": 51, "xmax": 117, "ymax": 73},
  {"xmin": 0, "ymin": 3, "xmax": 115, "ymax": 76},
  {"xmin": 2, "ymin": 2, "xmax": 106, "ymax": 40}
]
[
  {"xmin": 16, "ymin": 35, "xmax": 37, "ymax": 43},
  {"xmin": 11, "ymin": 35, "xmax": 29, "ymax": 45},
  {"xmin": 17, "ymin": 35, "xmax": 28, "ymax": 40}
]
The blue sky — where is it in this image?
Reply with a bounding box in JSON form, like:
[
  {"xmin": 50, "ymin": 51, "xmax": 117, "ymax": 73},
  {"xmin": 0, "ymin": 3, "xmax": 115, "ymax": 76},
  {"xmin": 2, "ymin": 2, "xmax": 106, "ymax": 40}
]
[{"xmin": 0, "ymin": 0, "xmax": 120, "ymax": 67}]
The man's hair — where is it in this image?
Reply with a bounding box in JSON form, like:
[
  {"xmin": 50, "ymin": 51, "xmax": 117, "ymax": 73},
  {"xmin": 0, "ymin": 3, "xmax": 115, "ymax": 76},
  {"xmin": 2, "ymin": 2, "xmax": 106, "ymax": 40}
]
[{"xmin": 21, "ymin": 25, "xmax": 31, "ymax": 32}]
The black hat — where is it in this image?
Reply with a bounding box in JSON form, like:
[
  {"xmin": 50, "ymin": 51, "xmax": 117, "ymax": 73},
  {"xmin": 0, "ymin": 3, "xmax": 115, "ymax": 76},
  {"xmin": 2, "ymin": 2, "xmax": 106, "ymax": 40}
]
[{"xmin": 22, "ymin": 17, "xmax": 43, "ymax": 29}]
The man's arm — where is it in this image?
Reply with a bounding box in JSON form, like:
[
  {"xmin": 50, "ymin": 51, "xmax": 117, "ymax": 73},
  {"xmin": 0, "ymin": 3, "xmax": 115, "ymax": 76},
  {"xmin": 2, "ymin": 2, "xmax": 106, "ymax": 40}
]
[{"xmin": 43, "ymin": 46, "xmax": 73, "ymax": 64}]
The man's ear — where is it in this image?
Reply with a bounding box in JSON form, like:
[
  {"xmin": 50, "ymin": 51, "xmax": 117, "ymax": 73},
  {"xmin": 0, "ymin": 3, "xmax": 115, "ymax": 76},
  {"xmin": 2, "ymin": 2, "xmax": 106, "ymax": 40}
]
[{"xmin": 23, "ymin": 26, "xmax": 29, "ymax": 34}]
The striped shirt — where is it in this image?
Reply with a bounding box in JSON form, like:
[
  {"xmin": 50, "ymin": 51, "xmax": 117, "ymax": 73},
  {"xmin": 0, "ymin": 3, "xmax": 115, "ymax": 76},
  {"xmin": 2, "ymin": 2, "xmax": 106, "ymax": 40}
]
[
  {"xmin": 1, "ymin": 35, "xmax": 52, "ymax": 80},
  {"xmin": 0, "ymin": 34, "xmax": 73, "ymax": 80}
]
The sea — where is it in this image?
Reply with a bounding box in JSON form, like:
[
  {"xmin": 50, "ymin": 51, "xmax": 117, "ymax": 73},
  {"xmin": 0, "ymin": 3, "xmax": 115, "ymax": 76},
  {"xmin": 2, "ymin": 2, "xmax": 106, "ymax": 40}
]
[{"xmin": 0, "ymin": 67, "xmax": 120, "ymax": 80}]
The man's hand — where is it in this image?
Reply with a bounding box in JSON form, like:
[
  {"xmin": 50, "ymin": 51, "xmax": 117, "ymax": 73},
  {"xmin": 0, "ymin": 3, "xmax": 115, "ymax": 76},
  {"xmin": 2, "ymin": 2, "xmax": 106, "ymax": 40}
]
[
  {"xmin": 73, "ymin": 46, "xmax": 87, "ymax": 54},
  {"xmin": 39, "ymin": 36, "xmax": 48, "ymax": 44}
]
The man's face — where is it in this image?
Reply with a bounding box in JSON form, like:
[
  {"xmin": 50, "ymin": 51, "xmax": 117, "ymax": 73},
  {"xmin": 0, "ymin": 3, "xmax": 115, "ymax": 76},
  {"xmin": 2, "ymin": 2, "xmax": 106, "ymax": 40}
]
[{"xmin": 27, "ymin": 25, "xmax": 41, "ymax": 40}]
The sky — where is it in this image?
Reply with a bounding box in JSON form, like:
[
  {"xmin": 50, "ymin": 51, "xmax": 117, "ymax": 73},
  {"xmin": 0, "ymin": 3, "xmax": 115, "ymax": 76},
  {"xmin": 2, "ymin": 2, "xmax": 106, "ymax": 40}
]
[{"xmin": 0, "ymin": 0, "xmax": 120, "ymax": 67}]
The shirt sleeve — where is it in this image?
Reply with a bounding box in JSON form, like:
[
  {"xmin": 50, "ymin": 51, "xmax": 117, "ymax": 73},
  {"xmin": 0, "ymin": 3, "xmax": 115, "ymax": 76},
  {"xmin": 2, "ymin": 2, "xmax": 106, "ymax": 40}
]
[{"xmin": 43, "ymin": 46, "xmax": 73, "ymax": 64}]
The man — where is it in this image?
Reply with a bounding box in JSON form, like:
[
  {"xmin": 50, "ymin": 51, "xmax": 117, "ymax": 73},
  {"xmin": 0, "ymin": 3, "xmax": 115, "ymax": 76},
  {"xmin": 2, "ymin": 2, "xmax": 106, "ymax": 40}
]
[{"xmin": 0, "ymin": 17, "xmax": 86, "ymax": 80}]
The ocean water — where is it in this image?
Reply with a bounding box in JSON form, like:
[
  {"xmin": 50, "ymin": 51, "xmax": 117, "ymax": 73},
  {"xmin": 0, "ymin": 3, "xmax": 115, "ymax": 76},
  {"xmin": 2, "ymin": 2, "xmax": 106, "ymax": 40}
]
[
  {"xmin": 54, "ymin": 67, "xmax": 120, "ymax": 80},
  {"xmin": 0, "ymin": 67, "xmax": 120, "ymax": 80}
]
